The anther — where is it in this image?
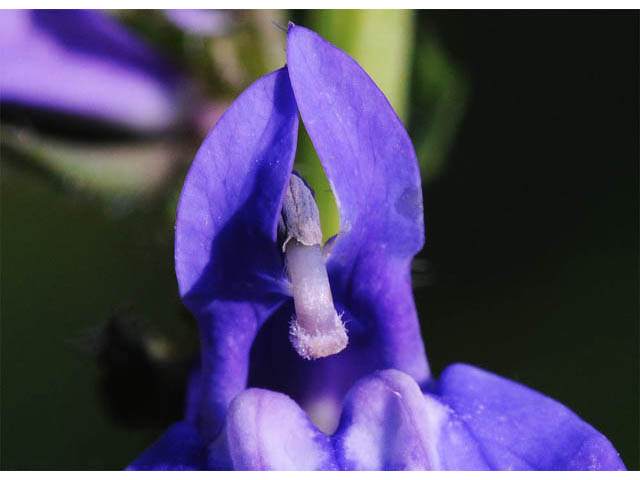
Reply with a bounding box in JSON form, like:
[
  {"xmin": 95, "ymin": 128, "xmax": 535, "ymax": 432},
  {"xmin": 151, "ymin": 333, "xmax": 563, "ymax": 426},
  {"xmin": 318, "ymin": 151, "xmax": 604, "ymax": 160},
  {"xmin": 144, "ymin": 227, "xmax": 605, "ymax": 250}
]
[{"xmin": 279, "ymin": 173, "xmax": 348, "ymax": 360}]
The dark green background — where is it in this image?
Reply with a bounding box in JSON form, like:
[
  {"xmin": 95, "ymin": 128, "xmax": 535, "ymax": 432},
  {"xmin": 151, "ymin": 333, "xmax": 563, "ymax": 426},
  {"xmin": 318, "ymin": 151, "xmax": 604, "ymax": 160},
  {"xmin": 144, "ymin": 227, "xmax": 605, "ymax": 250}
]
[{"xmin": 2, "ymin": 11, "xmax": 638, "ymax": 469}]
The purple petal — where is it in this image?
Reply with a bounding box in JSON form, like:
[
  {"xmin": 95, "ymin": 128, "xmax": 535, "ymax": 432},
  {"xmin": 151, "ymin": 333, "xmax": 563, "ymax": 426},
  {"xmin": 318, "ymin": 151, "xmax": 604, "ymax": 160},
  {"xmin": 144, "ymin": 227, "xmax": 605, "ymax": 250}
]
[
  {"xmin": 126, "ymin": 421, "xmax": 206, "ymax": 471},
  {"xmin": 422, "ymin": 392, "xmax": 492, "ymax": 471},
  {"xmin": 261, "ymin": 24, "xmax": 428, "ymax": 430},
  {"xmin": 0, "ymin": 10, "xmax": 186, "ymax": 133},
  {"xmin": 174, "ymin": 67, "xmax": 298, "ymax": 439},
  {"xmin": 210, "ymin": 388, "xmax": 338, "ymax": 470},
  {"xmin": 333, "ymin": 369, "xmax": 488, "ymax": 470},
  {"xmin": 434, "ymin": 363, "xmax": 626, "ymax": 470}
]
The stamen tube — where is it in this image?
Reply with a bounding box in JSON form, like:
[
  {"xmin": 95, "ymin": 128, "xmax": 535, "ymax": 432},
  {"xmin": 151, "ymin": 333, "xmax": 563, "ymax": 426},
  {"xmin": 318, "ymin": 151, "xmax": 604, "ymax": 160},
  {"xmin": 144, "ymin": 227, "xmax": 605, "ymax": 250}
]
[
  {"xmin": 286, "ymin": 240, "xmax": 348, "ymax": 359},
  {"xmin": 280, "ymin": 173, "xmax": 348, "ymax": 359}
]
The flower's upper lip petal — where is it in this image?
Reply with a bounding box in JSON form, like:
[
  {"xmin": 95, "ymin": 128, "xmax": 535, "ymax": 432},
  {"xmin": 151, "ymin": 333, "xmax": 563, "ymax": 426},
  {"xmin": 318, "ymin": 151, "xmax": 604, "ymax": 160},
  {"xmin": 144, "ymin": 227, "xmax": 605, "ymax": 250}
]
[
  {"xmin": 126, "ymin": 421, "xmax": 206, "ymax": 471},
  {"xmin": 175, "ymin": 66, "xmax": 297, "ymax": 305},
  {"xmin": 434, "ymin": 363, "xmax": 626, "ymax": 470},
  {"xmin": 175, "ymin": 67, "xmax": 298, "ymax": 437},
  {"xmin": 286, "ymin": 24, "xmax": 424, "ymax": 255},
  {"xmin": 286, "ymin": 24, "xmax": 429, "ymax": 385},
  {"xmin": 211, "ymin": 388, "xmax": 338, "ymax": 470},
  {"xmin": 0, "ymin": 10, "xmax": 186, "ymax": 133}
]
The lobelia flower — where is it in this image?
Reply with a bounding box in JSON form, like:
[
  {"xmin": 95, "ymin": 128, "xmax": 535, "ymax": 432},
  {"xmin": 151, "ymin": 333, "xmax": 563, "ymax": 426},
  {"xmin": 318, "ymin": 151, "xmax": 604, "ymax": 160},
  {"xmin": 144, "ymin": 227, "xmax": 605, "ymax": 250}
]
[
  {"xmin": 128, "ymin": 24, "xmax": 625, "ymax": 471},
  {"xmin": 0, "ymin": 9, "xmax": 188, "ymax": 133}
]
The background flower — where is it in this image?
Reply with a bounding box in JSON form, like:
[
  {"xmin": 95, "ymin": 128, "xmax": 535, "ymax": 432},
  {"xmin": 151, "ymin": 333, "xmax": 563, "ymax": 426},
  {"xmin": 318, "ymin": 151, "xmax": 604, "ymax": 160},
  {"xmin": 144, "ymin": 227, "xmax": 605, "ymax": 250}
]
[{"xmin": 0, "ymin": 9, "xmax": 187, "ymax": 133}]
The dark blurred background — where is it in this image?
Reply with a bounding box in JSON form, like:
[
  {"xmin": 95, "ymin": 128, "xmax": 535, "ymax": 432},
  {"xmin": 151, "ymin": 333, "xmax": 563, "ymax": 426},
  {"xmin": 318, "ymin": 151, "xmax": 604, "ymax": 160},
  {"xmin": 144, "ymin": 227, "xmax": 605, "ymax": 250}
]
[{"xmin": 1, "ymin": 10, "xmax": 638, "ymax": 470}]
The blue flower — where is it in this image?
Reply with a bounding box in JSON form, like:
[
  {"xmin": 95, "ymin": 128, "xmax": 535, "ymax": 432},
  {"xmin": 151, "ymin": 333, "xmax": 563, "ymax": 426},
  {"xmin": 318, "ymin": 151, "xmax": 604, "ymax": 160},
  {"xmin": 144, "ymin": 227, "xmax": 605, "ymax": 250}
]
[
  {"xmin": 0, "ymin": 9, "xmax": 188, "ymax": 133},
  {"xmin": 128, "ymin": 24, "xmax": 625, "ymax": 471}
]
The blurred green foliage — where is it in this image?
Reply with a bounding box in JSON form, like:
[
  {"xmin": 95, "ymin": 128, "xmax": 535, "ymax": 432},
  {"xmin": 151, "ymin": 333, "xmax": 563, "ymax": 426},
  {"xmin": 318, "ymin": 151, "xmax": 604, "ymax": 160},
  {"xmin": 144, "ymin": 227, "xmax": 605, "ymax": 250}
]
[
  {"xmin": 411, "ymin": 29, "xmax": 468, "ymax": 182},
  {"xmin": 1, "ymin": 158, "xmax": 193, "ymax": 468},
  {"xmin": 2, "ymin": 128, "xmax": 179, "ymax": 207}
]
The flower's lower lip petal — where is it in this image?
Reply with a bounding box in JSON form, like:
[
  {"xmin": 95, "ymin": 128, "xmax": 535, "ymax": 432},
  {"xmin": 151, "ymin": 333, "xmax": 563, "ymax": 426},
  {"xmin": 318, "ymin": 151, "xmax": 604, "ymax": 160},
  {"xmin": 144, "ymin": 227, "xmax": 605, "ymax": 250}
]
[
  {"xmin": 126, "ymin": 421, "xmax": 206, "ymax": 471},
  {"xmin": 0, "ymin": 10, "xmax": 186, "ymax": 133},
  {"xmin": 334, "ymin": 369, "xmax": 435, "ymax": 470},
  {"xmin": 285, "ymin": 23, "xmax": 429, "ymax": 388},
  {"xmin": 212, "ymin": 388, "xmax": 338, "ymax": 470},
  {"xmin": 175, "ymin": 67, "xmax": 298, "ymax": 438},
  {"xmin": 434, "ymin": 363, "xmax": 626, "ymax": 470},
  {"xmin": 333, "ymin": 369, "xmax": 489, "ymax": 471}
]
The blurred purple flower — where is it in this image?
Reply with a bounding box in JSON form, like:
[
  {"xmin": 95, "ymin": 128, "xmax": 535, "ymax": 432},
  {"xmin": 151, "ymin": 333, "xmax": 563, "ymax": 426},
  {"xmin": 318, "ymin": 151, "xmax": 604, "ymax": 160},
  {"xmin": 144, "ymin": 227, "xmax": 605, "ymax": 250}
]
[
  {"xmin": 0, "ymin": 9, "xmax": 188, "ymax": 133},
  {"xmin": 164, "ymin": 9, "xmax": 230, "ymax": 37},
  {"xmin": 127, "ymin": 25, "xmax": 625, "ymax": 471}
]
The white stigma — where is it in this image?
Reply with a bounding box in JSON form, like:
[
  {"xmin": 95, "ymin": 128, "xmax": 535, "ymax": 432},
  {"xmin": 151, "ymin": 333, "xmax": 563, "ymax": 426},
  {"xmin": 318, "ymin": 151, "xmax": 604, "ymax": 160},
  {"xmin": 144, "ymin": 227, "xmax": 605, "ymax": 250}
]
[{"xmin": 280, "ymin": 173, "xmax": 348, "ymax": 360}]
